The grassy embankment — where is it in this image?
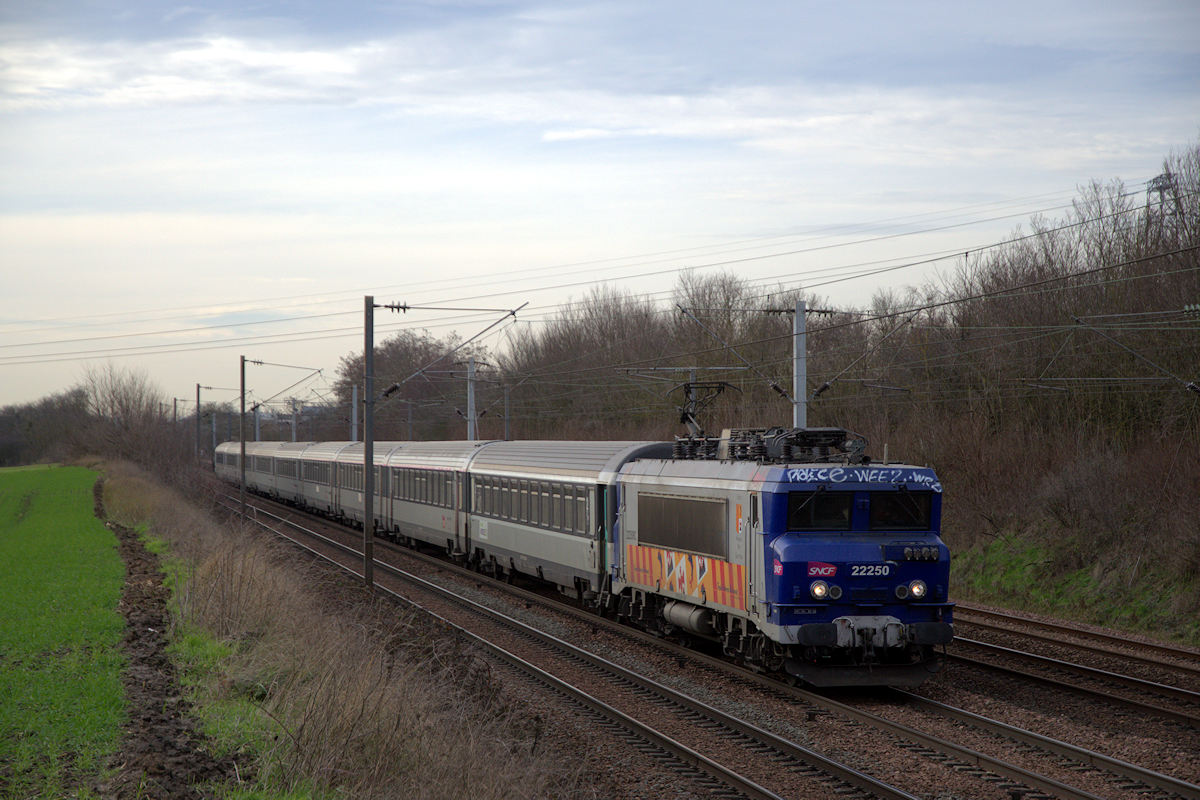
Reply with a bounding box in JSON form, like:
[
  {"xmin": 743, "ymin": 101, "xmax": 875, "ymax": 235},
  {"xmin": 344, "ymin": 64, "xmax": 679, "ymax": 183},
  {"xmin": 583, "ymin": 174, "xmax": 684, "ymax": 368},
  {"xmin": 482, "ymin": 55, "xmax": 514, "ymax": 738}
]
[
  {"xmin": 101, "ymin": 461, "xmax": 586, "ymax": 800},
  {"xmin": 952, "ymin": 535, "xmax": 1200, "ymax": 645},
  {"xmin": 0, "ymin": 465, "xmax": 125, "ymax": 799},
  {"xmin": 936, "ymin": 427, "xmax": 1200, "ymax": 646}
]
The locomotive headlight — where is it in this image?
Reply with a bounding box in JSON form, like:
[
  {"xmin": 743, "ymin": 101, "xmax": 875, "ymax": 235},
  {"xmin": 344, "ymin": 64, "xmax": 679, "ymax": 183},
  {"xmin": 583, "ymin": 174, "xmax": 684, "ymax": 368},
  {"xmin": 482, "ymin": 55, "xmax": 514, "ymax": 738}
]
[
  {"xmin": 810, "ymin": 580, "xmax": 829, "ymax": 600},
  {"xmin": 828, "ymin": 584, "xmax": 843, "ymax": 600},
  {"xmin": 909, "ymin": 580, "xmax": 927, "ymax": 599},
  {"xmin": 894, "ymin": 584, "xmax": 909, "ymax": 599}
]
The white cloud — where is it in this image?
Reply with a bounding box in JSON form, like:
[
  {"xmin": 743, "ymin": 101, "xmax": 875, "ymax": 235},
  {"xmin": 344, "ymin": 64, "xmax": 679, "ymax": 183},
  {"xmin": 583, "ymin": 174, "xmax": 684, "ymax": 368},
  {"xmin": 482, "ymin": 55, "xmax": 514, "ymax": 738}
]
[{"xmin": 0, "ymin": 1, "xmax": 1197, "ymax": 406}]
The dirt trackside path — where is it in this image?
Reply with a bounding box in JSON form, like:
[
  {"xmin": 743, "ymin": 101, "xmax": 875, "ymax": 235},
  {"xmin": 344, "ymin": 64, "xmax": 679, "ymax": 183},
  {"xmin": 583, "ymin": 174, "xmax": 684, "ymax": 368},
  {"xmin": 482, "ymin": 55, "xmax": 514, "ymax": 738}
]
[{"xmin": 92, "ymin": 477, "xmax": 238, "ymax": 799}]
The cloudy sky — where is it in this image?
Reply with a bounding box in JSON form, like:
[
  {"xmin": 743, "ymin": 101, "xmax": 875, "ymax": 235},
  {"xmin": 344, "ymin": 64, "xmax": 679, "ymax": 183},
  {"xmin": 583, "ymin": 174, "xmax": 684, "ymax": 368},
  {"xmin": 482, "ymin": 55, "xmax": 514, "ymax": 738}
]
[{"xmin": 1, "ymin": 0, "xmax": 1197, "ymax": 412}]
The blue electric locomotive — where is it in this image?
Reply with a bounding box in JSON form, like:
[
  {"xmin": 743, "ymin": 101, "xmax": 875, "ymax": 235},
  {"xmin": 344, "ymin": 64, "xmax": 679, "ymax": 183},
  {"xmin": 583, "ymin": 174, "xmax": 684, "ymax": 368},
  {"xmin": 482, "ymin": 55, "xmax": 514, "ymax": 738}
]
[{"xmin": 611, "ymin": 427, "xmax": 953, "ymax": 686}]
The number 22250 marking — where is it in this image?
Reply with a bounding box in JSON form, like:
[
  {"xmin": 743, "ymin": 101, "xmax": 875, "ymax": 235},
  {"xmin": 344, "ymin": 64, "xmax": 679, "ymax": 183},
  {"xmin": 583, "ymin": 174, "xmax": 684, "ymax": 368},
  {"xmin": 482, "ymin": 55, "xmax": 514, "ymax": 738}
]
[{"xmin": 851, "ymin": 564, "xmax": 891, "ymax": 577}]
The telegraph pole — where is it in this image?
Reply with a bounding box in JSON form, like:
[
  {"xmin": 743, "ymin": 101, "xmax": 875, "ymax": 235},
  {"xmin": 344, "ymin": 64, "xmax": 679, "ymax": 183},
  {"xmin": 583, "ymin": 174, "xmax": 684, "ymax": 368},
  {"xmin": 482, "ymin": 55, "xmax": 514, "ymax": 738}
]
[
  {"xmin": 466, "ymin": 355, "xmax": 477, "ymax": 440},
  {"xmin": 363, "ymin": 296, "xmax": 375, "ymax": 590},
  {"xmin": 195, "ymin": 384, "xmax": 201, "ymax": 460},
  {"xmin": 239, "ymin": 356, "xmax": 246, "ymax": 515},
  {"xmin": 503, "ymin": 384, "xmax": 511, "ymax": 441},
  {"xmin": 794, "ymin": 298, "xmax": 807, "ymax": 427}
]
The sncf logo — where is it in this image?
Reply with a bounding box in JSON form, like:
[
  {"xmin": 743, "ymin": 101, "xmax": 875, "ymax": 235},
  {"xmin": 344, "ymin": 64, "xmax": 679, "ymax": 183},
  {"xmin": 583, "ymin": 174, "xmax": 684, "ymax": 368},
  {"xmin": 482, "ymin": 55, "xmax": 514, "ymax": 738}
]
[
  {"xmin": 772, "ymin": 558, "xmax": 783, "ymax": 576},
  {"xmin": 808, "ymin": 562, "xmax": 837, "ymax": 577}
]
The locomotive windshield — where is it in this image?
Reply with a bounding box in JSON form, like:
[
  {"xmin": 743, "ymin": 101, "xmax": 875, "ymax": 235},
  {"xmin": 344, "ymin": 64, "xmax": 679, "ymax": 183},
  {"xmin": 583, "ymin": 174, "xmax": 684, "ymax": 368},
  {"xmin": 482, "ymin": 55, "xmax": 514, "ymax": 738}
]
[
  {"xmin": 787, "ymin": 491, "xmax": 852, "ymax": 531},
  {"xmin": 787, "ymin": 490, "xmax": 934, "ymax": 532},
  {"xmin": 868, "ymin": 491, "xmax": 932, "ymax": 530}
]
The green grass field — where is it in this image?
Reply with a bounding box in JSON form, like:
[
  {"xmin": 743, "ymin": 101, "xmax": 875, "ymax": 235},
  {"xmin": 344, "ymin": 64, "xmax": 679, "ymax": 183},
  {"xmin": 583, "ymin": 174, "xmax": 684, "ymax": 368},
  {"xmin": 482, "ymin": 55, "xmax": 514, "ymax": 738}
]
[{"xmin": 0, "ymin": 465, "xmax": 126, "ymax": 798}]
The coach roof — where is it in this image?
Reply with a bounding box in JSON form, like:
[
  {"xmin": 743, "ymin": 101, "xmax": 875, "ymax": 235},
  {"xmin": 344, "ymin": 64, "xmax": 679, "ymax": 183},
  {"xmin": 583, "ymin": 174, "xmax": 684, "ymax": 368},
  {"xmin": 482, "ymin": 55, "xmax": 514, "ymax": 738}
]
[{"xmin": 468, "ymin": 440, "xmax": 672, "ymax": 481}]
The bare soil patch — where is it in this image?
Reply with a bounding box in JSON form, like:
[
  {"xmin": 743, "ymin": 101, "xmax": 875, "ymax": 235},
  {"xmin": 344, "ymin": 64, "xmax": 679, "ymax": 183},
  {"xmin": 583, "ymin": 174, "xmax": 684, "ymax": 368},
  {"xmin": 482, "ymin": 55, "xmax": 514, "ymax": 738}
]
[{"xmin": 92, "ymin": 477, "xmax": 239, "ymax": 799}]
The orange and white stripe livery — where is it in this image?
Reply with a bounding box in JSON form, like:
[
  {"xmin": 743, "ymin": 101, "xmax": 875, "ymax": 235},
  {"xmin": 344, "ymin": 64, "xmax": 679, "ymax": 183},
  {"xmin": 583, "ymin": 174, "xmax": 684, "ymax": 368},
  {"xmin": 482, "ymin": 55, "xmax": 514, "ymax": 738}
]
[{"xmin": 625, "ymin": 543, "xmax": 746, "ymax": 611}]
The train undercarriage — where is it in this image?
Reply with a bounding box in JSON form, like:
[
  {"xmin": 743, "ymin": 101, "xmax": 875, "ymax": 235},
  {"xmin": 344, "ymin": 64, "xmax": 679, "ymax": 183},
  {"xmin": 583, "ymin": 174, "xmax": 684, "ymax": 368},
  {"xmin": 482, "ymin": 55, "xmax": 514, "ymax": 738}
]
[{"xmin": 615, "ymin": 588, "xmax": 947, "ymax": 688}]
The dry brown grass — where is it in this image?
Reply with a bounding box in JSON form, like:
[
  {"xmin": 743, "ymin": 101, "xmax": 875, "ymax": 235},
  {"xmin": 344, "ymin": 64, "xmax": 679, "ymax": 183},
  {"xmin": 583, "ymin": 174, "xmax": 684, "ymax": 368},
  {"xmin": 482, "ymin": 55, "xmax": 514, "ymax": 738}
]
[{"xmin": 102, "ymin": 462, "xmax": 590, "ymax": 799}]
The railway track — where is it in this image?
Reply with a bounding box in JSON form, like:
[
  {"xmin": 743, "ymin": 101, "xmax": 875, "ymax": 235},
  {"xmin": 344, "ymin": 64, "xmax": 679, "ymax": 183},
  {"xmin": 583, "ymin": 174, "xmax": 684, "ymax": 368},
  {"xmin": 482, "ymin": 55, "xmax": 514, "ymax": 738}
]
[
  {"xmin": 219, "ymin": 492, "xmax": 920, "ymax": 800},
  {"xmin": 954, "ymin": 603, "xmax": 1200, "ymax": 681},
  {"xmin": 949, "ymin": 637, "xmax": 1200, "ymax": 728},
  {"xmin": 216, "ymin": 487, "xmax": 1200, "ymax": 799}
]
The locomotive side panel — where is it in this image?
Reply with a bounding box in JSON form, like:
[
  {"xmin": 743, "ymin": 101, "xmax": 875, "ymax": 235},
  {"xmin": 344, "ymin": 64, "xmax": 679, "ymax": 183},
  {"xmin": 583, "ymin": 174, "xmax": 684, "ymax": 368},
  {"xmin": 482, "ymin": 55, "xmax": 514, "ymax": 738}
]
[{"xmin": 615, "ymin": 460, "xmax": 761, "ymax": 620}]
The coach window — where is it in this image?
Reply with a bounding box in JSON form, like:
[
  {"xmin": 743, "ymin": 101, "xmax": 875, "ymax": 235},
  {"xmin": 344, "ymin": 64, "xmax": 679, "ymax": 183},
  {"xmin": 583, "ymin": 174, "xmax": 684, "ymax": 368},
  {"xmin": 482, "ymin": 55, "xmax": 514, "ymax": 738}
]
[
  {"xmin": 565, "ymin": 486, "xmax": 575, "ymax": 533},
  {"xmin": 575, "ymin": 487, "xmax": 589, "ymax": 535}
]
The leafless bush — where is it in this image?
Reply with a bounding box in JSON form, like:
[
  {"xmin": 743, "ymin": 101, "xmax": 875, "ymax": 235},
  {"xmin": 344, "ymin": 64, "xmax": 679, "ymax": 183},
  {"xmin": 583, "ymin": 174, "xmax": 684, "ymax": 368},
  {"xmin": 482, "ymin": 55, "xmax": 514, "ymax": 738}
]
[{"xmin": 104, "ymin": 464, "xmax": 588, "ymax": 799}]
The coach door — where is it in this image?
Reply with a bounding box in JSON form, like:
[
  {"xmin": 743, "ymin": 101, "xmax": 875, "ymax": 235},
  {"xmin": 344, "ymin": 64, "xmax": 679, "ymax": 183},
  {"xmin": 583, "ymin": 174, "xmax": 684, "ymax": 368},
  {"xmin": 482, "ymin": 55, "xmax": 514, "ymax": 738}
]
[
  {"xmin": 454, "ymin": 472, "xmax": 465, "ymax": 556},
  {"xmin": 744, "ymin": 492, "xmax": 761, "ymax": 620}
]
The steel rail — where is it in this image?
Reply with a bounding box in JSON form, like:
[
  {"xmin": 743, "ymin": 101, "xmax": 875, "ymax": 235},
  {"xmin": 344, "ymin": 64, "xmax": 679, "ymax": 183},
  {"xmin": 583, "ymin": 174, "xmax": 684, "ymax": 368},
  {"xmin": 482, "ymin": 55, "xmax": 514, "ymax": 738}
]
[
  {"xmin": 889, "ymin": 690, "xmax": 1200, "ymax": 798},
  {"xmin": 955, "ymin": 604, "xmax": 1200, "ymax": 678},
  {"xmin": 217, "ymin": 495, "xmax": 913, "ymax": 800},
  {"xmin": 955, "ymin": 637, "xmax": 1200, "ymax": 707},
  {"xmin": 948, "ymin": 651, "xmax": 1200, "ymax": 728}
]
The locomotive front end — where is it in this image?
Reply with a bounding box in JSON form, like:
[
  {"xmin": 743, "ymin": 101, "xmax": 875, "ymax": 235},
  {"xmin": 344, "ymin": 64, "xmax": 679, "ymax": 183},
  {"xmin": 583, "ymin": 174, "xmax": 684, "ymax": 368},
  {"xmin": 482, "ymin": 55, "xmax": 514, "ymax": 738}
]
[{"xmin": 762, "ymin": 464, "xmax": 954, "ymax": 687}]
